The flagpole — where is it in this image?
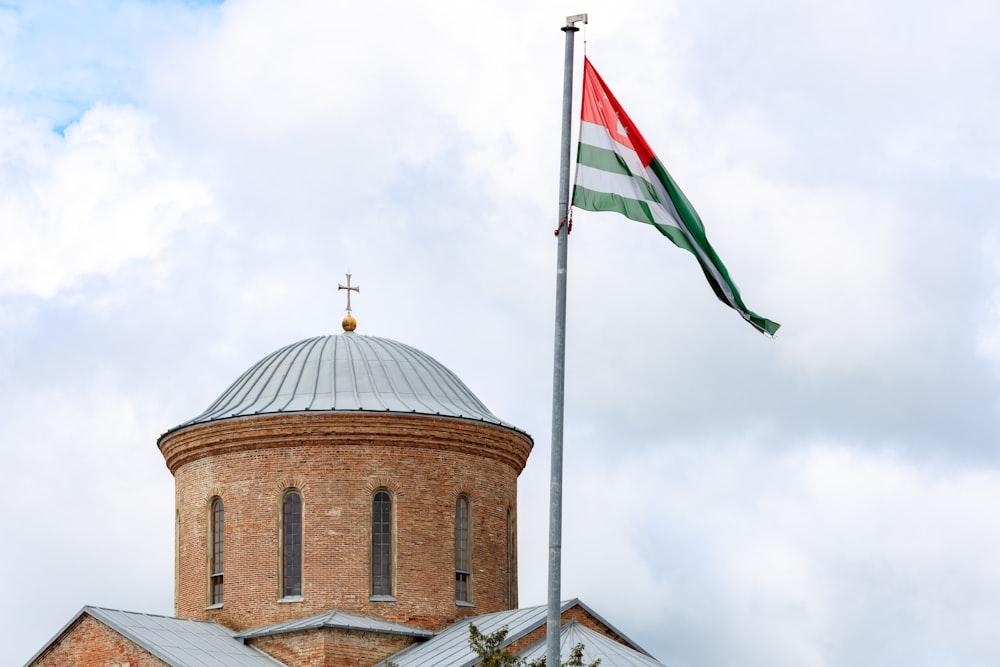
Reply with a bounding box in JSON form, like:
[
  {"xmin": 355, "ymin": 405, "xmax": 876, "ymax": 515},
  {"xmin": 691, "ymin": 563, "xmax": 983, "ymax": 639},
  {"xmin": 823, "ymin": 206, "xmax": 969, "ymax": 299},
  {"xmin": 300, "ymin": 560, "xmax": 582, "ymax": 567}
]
[{"xmin": 548, "ymin": 13, "xmax": 586, "ymax": 667}]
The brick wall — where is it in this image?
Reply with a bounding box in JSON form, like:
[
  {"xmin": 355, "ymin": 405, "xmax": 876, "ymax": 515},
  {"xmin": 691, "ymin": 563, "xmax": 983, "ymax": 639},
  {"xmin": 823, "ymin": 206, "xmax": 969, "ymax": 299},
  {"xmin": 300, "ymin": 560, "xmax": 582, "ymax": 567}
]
[
  {"xmin": 160, "ymin": 412, "xmax": 533, "ymax": 632},
  {"xmin": 248, "ymin": 627, "xmax": 417, "ymax": 667},
  {"xmin": 30, "ymin": 614, "xmax": 167, "ymax": 667}
]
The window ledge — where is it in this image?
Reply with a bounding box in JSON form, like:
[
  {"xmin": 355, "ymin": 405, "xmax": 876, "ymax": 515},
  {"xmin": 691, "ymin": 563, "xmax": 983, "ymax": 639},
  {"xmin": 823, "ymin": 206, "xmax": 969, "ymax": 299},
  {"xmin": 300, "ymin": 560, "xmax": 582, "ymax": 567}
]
[
  {"xmin": 204, "ymin": 603, "xmax": 223, "ymax": 610},
  {"xmin": 455, "ymin": 600, "xmax": 476, "ymax": 608},
  {"xmin": 370, "ymin": 595, "xmax": 397, "ymax": 603},
  {"xmin": 278, "ymin": 595, "xmax": 304, "ymax": 604}
]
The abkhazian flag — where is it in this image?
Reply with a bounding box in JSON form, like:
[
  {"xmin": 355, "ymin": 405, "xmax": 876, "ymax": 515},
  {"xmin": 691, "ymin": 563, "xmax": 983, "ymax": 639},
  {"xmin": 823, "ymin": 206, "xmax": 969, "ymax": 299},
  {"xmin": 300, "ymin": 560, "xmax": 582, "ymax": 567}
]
[{"xmin": 572, "ymin": 57, "xmax": 780, "ymax": 336}]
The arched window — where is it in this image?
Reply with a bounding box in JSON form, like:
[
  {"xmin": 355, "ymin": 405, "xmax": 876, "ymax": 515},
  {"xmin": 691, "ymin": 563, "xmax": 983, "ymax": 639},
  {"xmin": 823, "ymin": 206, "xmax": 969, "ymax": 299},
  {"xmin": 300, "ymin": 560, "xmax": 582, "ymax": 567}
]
[
  {"xmin": 175, "ymin": 510, "xmax": 181, "ymax": 605},
  {"xmin": 210, "ymin": 498, "xmax": 224, "ymax": 606},
  {"xmin": 506, "ymin": 506, "xmax": 515, "ymax": 609},
  {"xmin": 281, "ymin": 490, "xmax": 302, "ymax": 599},
  {"xmin": 455, "ymin": 494, "xmax": 471, "ymax": 603},
  {"xmin": 371, "ymin": 490, "xmax": 393, "ymax": 597}
]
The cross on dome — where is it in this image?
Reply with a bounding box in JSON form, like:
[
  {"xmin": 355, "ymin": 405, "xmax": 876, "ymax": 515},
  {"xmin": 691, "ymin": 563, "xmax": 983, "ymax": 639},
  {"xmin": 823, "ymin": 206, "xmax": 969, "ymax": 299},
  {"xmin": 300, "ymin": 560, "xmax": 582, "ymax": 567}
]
[{"xmin": 338, "ymin": 273, "xmax": 360, "ymax": 332}]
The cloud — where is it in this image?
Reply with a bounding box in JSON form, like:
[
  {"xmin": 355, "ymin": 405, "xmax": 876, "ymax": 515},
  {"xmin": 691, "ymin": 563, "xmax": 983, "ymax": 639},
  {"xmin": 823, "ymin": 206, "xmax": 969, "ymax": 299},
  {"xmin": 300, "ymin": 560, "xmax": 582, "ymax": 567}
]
[
  {"xmin": 3, "ymin": 0, "xmax": 1000, "ymax": 665},
  {"xmin": 529, "ymin": 441, "xmax": 1000, "ymax": 666},
  {"xmin": 0, "ymin": 103, "xmax": 217, "ymax": 298},
  {"xmin": 1, "ymin": 376, "xmax": 174, "ymax": 661},
  {"xmin": 0, "ymin": 1, "xmax": 222, "ymax": 124}
]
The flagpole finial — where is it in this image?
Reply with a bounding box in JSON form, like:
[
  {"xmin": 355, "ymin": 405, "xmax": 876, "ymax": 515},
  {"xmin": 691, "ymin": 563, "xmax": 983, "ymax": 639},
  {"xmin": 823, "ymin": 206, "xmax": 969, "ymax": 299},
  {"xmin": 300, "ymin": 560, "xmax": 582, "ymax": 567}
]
[
  {"xmin": 564, "ymin": 13, "xmax": 587, "ymax": 30},
  {"xmin": 338, "ymin": 273, "xmax": 360, "ymax": 332}
]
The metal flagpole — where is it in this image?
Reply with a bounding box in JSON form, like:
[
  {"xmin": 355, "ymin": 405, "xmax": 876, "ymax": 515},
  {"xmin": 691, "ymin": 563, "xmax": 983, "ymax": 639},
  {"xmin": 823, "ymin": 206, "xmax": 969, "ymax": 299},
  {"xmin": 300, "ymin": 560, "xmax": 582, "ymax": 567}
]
[{"xmin": 548, "ymin": 12, "xmax": 586, "ymax": 667}]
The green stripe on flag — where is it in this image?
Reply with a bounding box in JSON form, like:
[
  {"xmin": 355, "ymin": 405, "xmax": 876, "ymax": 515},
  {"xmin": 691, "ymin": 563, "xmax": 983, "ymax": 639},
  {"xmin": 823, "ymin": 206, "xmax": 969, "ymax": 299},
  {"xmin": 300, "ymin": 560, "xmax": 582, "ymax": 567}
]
[
  {"xmin": 571, "ymin": 57, "xmax": 779, "ymax": 336},
  {"xmin": 576, "ymin": 144, "xmax": 660, "ymax": 202},
  {"xmin": 647, "ymin": 158, "xmax": 780, "ymax": 335},
  {"xmin": 571, "ymin": 185, "xmax": 655, "ymax": 226},
  {"xmin": 576, "ymin": 143, "xmax": 631, "ymax": 177}
]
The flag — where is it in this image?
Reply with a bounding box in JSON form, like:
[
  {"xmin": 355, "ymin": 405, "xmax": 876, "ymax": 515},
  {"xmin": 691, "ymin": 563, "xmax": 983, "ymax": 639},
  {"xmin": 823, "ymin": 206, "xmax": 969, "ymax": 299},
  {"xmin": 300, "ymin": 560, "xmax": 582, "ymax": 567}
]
[{"xmin": 572, "ymin": 58, "xmax": 780, "ymax": 336}]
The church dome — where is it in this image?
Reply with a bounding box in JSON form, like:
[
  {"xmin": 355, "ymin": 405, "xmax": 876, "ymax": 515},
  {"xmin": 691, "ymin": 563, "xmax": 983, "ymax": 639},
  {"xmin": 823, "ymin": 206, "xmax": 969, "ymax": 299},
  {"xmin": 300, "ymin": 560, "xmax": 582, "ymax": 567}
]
[{"xmin": 167, "ymin": 332, "xmax": 517, "ymax": 434}]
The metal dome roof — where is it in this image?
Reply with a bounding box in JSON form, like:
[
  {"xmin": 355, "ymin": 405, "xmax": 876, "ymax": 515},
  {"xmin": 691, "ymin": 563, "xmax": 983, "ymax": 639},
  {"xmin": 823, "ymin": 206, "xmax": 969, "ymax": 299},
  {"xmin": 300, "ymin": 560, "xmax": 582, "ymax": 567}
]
[{"xmin": 168, "ymin": 333, "xmax": 518, "ymax": 433}]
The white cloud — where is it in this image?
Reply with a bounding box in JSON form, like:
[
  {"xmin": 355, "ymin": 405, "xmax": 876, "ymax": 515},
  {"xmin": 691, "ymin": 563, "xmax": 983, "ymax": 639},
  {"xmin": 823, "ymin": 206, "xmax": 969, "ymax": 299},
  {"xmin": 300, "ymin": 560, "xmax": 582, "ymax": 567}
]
[
  {"xmin": 711, "ymin": 173, "xmax": 916, "ymax": 375},
  {"xmin": 3, "ymin": 0, "xmax": 1000, "ymax": 665},
  {"xmin": 975, "ymin": 238, "xmax": 1000, "ymax": 371},
  {"xmin": 0, "ymin": 103, "xmax": 216, "ymax": 297},
  {"xmin": 1, "ymin": 376, "xmax": 174, "ymax": 660},
  {"xmin": 534, "ymin": 442, "xmax": 1000, "ymax": 666}
]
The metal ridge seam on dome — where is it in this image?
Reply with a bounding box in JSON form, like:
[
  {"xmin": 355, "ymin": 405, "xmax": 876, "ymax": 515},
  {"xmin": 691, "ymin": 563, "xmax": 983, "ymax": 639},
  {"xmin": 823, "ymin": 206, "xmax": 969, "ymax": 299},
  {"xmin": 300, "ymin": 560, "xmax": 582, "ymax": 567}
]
[
  {"xmin": 169, "ymin": 333, "xmax": 520, "ymax": 432},
  {"xmin": 305, "ymin": 335, "xmax": 332, "ymax": 411},
  {"xmin": 373, "ymin": 337, "xmax": 442, "ymax": 415},
  {"xmin": 244, "ymin": 338, "xmax": 302, "ymax": 416},
  {"xmin": 376, "ymin": 337, "xmax": 459, "ymax": 415},
  {"xmin": 347, "ymin": 334, "xmax": 390, "ymax": 412},
  {"xmin": 324, "ymin": 335, "xmax": 339, "ymax": 412},
  {"xmin": 214, "ymin": 342, "xmax": 283, "ymax": 419},
  {"xmin": 421, "ymin": 338, "xmax": 494, "ymax": 418},
  {"xmin": 339, "ymin": 334, "xmax": 371, "ymax": 411},
  {"xmin": 159, "ymin": 399, "xmax": 529, "ymax": 443},
  {"xmin": 351, "ymin": 336, "xmax": 399, "ymax": 410},
  {"xmin": 383, "ymin": 337, "xmax": 496, "ymax": 420},
  {"xmin": 171, "ymin": 407, "xmax": 524, "ymax": 434},
  {"xmin": 407, "ymin": 337, "xmax": 494, "ymax": 415},
  {"xmin": 188, "ymin": 354, "xmax": 256, "ymax": 424},
  {"xmin": 199, "ymin": 338, "xmax": 294, "ymax": 422},
  {"xmin": 359, "ymin": 335, "xmax": 437, "ymax": 416},
  {"xmin": 257, "ymin": 335, "xmax": 313, "ymax": 414},
  {"xmin": 283, "ymin": 336, "xmax": 325, "ymax": 413},
  {"xmin": 194, "ymin": 343, "xmax": 272, "ymax": 421},
  {"xmin": 271, "ymin": 336, "xmax": 317, "ymax": 413},
  {"xmin": 218, "ymin": 343, "xmax": 298, "ymax": 416}
]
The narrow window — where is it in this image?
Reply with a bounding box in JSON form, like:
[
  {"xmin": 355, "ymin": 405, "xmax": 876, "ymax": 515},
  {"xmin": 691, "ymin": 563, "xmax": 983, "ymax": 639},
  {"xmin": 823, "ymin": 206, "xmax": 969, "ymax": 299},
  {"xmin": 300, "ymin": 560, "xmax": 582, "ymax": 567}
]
[
  {"xmin": 282, "ymin": 490, "xmax": 302, "ymax": 598},
  {"xmin": 455, "ymin": 494, "xmax": 471, "ymax": 603},
  {"xmin": 371, "ymin": 490, "xmax": 393, "ymax": 597},
  {"xmin": 175, "ymin": 510, "xmax": 180, "ymax": 605},
  {"xmin": 506, "ymin": 506, "xmax": 515, "ymax": 608},
  {"xmin": 210, "ymin": 498, "xmax": 224, "ymax": 605}
]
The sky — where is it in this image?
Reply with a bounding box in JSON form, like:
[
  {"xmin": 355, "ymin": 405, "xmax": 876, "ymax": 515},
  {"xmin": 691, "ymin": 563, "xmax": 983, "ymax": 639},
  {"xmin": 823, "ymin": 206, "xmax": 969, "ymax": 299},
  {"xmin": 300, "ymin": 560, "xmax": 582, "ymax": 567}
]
[{"xmin": 2, "ymin": 0, "xmax": 999, "ymax": 665}]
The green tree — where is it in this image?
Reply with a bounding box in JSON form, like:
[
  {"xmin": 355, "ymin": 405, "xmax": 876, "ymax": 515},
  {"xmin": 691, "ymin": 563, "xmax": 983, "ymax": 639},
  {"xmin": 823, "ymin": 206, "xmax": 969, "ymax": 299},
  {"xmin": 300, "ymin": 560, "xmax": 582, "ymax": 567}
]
[
  {"xmin": 468, "ymin": 623, "xmax": 523, "ymax": 667},
  {"xmin": 383, "ymin": 623, "xmax": 600, "ymax": 667},
  {"xmin": 468, "ymin": 623, "xmax": 600, "ymax": 667}
]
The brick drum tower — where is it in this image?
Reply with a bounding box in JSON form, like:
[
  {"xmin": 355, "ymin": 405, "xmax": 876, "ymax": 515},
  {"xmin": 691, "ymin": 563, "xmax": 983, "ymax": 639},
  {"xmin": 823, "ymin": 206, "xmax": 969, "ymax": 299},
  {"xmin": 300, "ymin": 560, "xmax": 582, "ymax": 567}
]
[
  {"xmin": 29, "ymin": 287, "xmax": 671, "ymax": 666},
  {"xmin": 158, "ymin": 313, "xmax": 533, "ymax": 637}
]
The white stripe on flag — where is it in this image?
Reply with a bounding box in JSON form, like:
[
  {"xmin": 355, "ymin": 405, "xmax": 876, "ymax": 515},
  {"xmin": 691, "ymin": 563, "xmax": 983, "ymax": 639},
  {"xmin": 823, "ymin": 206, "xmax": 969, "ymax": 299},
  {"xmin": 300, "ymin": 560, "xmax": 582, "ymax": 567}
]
[
  {"xmin": 579, "ymin": 121, "xmax": 648, "ymax": 180},
  {"xmin": 578, "ymin": 122, "xmax": 740, "ymax": 313},
  {"xmin": 575, "ymin": 164, "xmax": 651, "ymax": 204}
]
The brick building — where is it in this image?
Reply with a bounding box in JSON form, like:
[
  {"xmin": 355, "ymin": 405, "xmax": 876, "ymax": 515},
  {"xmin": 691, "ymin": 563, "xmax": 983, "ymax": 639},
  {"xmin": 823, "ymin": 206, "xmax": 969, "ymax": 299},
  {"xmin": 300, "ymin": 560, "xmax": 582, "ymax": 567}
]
[{"xmin": 27, "ymin": 317, "xmax": 668, "ymax": 666}]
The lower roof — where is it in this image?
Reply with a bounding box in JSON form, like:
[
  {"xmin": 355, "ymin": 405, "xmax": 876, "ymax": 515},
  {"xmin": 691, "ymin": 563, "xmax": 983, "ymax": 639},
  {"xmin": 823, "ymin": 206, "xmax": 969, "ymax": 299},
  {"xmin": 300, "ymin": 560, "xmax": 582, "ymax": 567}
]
[
  {"xmin": 28, "ymin": 600, "xmax": 665, "ymax": 667},
  {"xmin": 27, "ymin": 606, "xmax": 287, "ymax": 667},
  {"xmin": 236, "ymin": 607, "xmax": 434, "ymax": 640},
  {"xmin": 371, "ymin": 599, "xmax": 663, "ymax": 667},
  {"xmin": 516, "ymin": 621, "xmax": 669, "ymax": 667}
]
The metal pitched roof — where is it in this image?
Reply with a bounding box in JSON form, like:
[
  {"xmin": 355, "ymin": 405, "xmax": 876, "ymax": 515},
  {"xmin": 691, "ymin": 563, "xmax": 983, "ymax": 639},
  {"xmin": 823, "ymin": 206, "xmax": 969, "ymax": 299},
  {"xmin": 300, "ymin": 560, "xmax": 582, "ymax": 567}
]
[
  {"xmin": 373, "ymin": 599, "xmax": 657, "ymax": 667},
  {"xmin": 161, "ymin": 333, "xmax": 527, "ymax": 439},
  {"xmin": 237, "ymin": 607, "xmax": 434, "ymax": 640},
  {"xmin": 28, "ymin": 601, "xmax": 664, "ymax": 667},
  {"xmin": 371, "ymin": 603, "xmax": 548, "ymax": 667},
  {"xmin": 27, "ymin": 606, "xmax": 289, "ymax": 667},
  {"xmin": 515, "ymin": 621, "xmax": 669, "ymax": 667}
]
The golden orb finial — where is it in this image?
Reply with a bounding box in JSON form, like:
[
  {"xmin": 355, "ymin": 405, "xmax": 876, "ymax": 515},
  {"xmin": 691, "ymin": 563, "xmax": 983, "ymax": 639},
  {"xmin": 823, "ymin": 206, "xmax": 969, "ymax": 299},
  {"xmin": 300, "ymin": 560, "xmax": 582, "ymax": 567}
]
[{"xmin": 342, "ymin": 315, "xmax": 357, "ymax": 332}]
